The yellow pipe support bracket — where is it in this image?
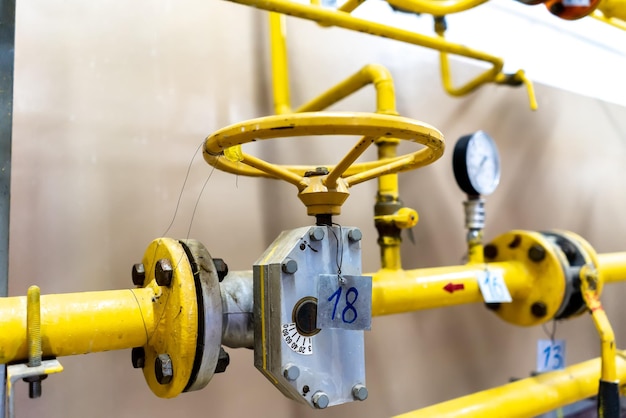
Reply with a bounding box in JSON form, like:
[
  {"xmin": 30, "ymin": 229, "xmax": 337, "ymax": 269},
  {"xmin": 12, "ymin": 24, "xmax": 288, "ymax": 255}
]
[{"xmin": 396, "ymin": 351, "xmax": 626, "ymax": 418}]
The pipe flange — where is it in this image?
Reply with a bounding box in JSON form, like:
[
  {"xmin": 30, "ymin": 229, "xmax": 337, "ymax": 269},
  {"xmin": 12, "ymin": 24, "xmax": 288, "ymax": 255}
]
[
  {"xmin": 139, "ymin": 238, "xmax": 222, "ymax": 398},
  {"xmin": 547, "ymin": 230, "xmax": 603, "ymax": 319},
  {"xmin": 180, "ymin": 239, "xmax": 223, "ymax": 392},
  {"xmin": 483, "ymin": 230, "xmax": 567, "ymax": 326}
]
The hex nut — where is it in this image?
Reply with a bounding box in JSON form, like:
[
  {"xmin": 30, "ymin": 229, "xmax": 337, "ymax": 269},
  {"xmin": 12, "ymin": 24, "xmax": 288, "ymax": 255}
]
[
  {"xmin": 155, "ymin": 259, "xmax": 173, "ymax": 286},
  {"xmin": 352, "ymin": 384, "xmax": 368, "ymax": 401},
  {"xmin": 282, "ymin": 259, "xmax": 298, "ymax": 274},
  {"xmin": 131, "ymin": 347, "xmax": 145, "ymax": 369},
  {"xmin": 155, "ymin": 354, "xmax": 173, "ymax": 385},
  {"xmin": 215, "ymin": 347, "xmax": 230, "ymax": 374},
  {"xmin": 132, "ymin": 263, "xmax": 146, "ymax": 286},
  {"xmin": 528, "ymin": 245, "xmax": 546, "ymax": 263},
  {"xmin": 283, "ymin": 364, "xmax": 300, "ymax": 381},
  {"xmin": 312, "ymin": 391, "xmax": 330, "ymax": 409},
  {"xmin": 348, "ymin": 229, "xmax": 363, "ymax": 242},
  {"xmin": 213, "ymin": 258, "xmax": 229, "ymax": 282},
  {"xmin": 309, "ymin": 228, "xmax": 325, "ymax": 242}
]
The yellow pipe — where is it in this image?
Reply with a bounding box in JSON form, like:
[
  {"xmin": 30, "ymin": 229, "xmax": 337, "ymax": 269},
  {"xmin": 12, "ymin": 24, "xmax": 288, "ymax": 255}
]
[
  {"xmin": 0, "ymin": 288, "xmax": 156, "ymax": 364},
  {"xmin": 227, "ymin": 0, "xmax": 504, "ymax": 67},
  {"xmin": 396, "ymin": 351, "xmax": 626, "ymax": 418},
  {"xmin": 597, "ymin": 0, "xmax": 626, "ymax": 21},
  {"xmin": 388, "ymin": 0, "xmax": 488, "ymax": 15},
  {"xmin": 598, "ymin": 252, "xmax": 626, "ymax": 283},
  {"xmin": 580, "ymin": 265, "xmax": 617, "ymax": 383},
  {"xmin": 337, "ymin": 0, "xmax": 367, "ymax": 13},
  {"xmin": 270, "ymin": 12, "xmax": 292, "ymax": 115},
  {"xmin": 295, "ymin": 63, "xmax": 397, "ymax": 115},
  {"xmin": 592, "ymin": 10, "xmax": 626, "ymax": 29},
  {"xmin": 370, "ymin": 261, "xmax": 530, "ymax": 316}
]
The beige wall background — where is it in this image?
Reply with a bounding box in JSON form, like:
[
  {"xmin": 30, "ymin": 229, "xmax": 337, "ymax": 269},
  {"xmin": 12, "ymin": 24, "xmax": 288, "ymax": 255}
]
[{"xmin": 9, "ymin": 1, "xmax": 626, "ymax": 417}]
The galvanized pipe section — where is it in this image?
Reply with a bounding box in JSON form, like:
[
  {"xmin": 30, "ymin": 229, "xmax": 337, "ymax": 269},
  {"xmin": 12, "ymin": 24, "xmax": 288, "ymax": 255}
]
[
  {"xmin": 0, "ymin": 0, "xmax": 15, "ymax": 413},
  {"xmin": 220, "ymin": 271, "xmax": 254, "ymax": 349},
  {"xmin": 0, "ymin": 288, "xmax": 156, "ymax": 364}
]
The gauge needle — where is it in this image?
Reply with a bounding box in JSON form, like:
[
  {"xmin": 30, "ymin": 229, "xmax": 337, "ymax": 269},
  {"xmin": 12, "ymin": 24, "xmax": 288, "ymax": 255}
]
[{"xmin": 479, "ymin": 156, "xmax": 487, "ymax": 168}]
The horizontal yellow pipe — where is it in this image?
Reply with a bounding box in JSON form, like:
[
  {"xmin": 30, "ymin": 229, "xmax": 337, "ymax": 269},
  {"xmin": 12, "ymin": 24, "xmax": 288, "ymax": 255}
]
[
  {"xmin": 396, "ymin": 352, "xmax": 626, "ymax": 418},
  {"xmin": 598, "ymin": 252, "xmax": 626, "ymax": 284},
  {"xmin": 0, "ymin": 288, "xmax": 156, "ymax": 364},
  {"xmin": 371, "ymin": 261, "xmax": 530, "ymax": 316}
]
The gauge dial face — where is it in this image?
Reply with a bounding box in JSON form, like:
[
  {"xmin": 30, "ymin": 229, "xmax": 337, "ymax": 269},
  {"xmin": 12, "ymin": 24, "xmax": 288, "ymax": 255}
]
[{"xmin": 453, "ymin": 131, "xmax": 501, "ymax": 196}]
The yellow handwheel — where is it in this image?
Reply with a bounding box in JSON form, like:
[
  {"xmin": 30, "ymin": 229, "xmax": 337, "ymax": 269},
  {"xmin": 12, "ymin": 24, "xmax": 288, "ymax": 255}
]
[{"xmin": 203, "ymin": 112, "xmax": 444, "ymax": 216}]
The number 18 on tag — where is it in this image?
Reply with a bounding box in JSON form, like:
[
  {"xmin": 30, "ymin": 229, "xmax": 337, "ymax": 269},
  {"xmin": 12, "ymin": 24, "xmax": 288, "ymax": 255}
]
[{"xmin": 536, "ymin": 339, "xmax": 566, "ymax": 372}]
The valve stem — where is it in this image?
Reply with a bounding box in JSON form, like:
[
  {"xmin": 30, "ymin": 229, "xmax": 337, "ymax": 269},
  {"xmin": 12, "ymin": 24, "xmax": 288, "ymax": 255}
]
[{"xmin": 464, "ymin": 197, "xmax": 486, "ymax": 263}]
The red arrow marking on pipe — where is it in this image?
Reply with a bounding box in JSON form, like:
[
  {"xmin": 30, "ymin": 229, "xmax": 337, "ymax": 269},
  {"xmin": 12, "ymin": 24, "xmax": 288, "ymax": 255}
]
[{"xmin": 444, "ymin": 283, "xmax": 465, "ymax": 294}]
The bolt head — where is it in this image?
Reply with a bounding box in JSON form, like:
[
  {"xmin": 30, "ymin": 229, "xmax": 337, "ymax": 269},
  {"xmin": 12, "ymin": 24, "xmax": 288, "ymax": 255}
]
[
  {"xmin": 131, "ymin": 347, "xmax": 145, "ymax": 369},
  {"xmin": 155, "ymin": 354, "xmax": 173, "ymax": 385},
  {"xmin": 352, "ymin": 384, "xmax": 368, "ymax": 401},
  {"xmin": 312, "ymin": 391, "xmax": 330, "ymax": 409},
  {"xmin": 528, "ymin": 245, "xmax": 546, "ymax": 263},
  {"xmin": 348, "ymin": 229, "xmax": 362, "ymax": 242},
  {"xmin": 531, "ymin": 302, "xmax": 548, "ymax": 318},
  {"xmin": 155, "ymin": 259, "xmax": 173, "ymax": 286},
  {"xmin": 483, "ymin": 244, "xmax": 498, "ymax": 260},
  {"xmin": 283, "ymin": 364, "xmax": 300, "ymax": 381},
  {"xmin": 215, "ymin": 347, "xmax": 230, "ymax": 374},
  {"xmin": 132, "ymin": 263, "xmax": 146, "ymax": 286},
  {"xmin": 309, "ymin": 228, "xmax": 325, "ymax": 242},
  {"xmin": 282, "ymin": 259, "xmax": 298, "ymax": 274},
  {"xmin": 213, "ymin": 258, "xmax": 229, "ymax": 282}
]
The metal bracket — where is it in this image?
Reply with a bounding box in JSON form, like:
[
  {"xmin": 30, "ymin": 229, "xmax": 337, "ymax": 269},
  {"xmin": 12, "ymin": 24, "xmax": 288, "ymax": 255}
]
[{"xmin": 4, "ymin": 359, "xmax": 63, "ymax": 418}]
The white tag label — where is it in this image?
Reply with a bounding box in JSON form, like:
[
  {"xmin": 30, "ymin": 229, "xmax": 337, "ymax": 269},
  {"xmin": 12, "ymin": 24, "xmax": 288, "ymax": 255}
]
[
  {"xmin": 563, "ymin": 0, "xmax": 590, "ymax": 6},
  {"xmin": 317, "ymin": 274, "xmax": 372, "ymax": 331},
  {"xmin": 537, "ymin": 339, "xmax": 566, "ymax": 372},
  {"xmin": 477, "ymin": 270, "xmax": 512, "ymax": 303}
]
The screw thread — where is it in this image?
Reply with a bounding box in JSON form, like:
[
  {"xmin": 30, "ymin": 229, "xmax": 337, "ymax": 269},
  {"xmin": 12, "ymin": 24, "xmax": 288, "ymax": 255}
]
[{"xmin": 27, "ymin": 285, "xmax": 42, "ymax": 367}]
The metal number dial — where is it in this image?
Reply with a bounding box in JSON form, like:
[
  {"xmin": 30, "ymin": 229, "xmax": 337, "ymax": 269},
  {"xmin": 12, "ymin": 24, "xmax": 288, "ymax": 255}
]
[{"xmin": 453, "ymin": 131, "xmax": 501, "ymax": 196}]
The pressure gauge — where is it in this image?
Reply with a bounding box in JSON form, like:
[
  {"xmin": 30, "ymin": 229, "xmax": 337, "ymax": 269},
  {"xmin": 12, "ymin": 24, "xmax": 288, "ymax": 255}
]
[{"xmin": 453, "ymin": 131, "xmax": 501, "ymax": 196}]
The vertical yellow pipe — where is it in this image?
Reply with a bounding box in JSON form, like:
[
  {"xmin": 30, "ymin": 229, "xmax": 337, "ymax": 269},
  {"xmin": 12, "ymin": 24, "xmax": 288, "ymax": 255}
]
[{"xmin": 269, "ymin": 12, "xmax": 292, "ymax": 115}]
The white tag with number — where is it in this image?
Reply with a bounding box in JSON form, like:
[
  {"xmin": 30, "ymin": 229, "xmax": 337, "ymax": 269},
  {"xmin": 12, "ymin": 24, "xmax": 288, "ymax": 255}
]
[
  {"xmin": 477, "ymin": 270, "xmax": 512, "ymax": 303},
  {"xmin": 317, "ymin": 274, "xmax": 372, "ymax": 331},
  {"xmin": 537, "ymin": 339, "xmax": 566, "ymax": 372}
]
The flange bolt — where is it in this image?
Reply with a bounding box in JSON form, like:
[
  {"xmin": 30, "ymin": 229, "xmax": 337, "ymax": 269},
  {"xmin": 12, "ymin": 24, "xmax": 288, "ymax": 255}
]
[
  {"xmin": 132, "ymin": 263, "xmax": 146, "ymax": 286},
  {"xmin": 155, "ymin": 354, "xmax": 173, "ymax": 385},
  {"xmin": 155, "ymin": 259, "xmax": 173, "ymax": 286}
]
